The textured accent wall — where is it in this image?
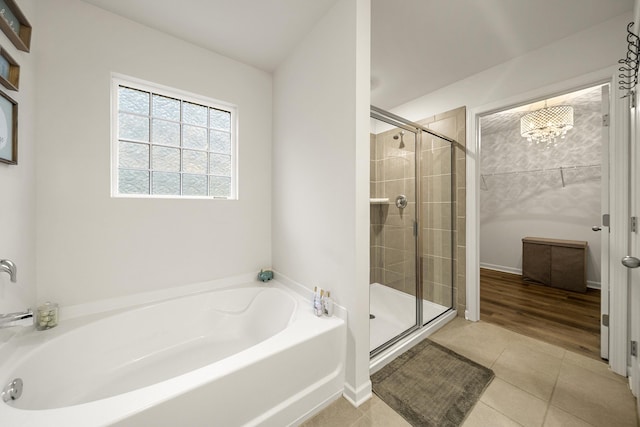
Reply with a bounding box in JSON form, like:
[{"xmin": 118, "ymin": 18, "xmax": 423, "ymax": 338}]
[{"xmin": 480, "ymin": 86, "xmax": 602, "ymax": 284}]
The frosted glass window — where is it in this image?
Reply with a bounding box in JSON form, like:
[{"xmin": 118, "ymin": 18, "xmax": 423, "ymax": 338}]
[
  {"xmin": 209, "ymin": 176, "xmax": 231, "ymax": 198},
  {"xmin": 183, "ymin": 150, "xmax": 208, "ymax": 174},
  {"xmin": 210, "ymin": 131, "xmax": 231, "ymax": 154},
  {"xmin": 183, "ymin": 125, "xmax": 208, "ymax": 150},
  {"xmin": 210, "ymin": 154, "xmax": 231, "ymax": 176},
  {"xmin": 183, "ymin": 102, "xmax": 207, "ymax": 126},
  {"xmin": 210, "ymin": 108, "xmax": 231, "ymax": 130},
  {"xmin": 153, "ymin": 146, "xmax": 180, "ymax": 172},
  {"xmin": 119, "ymin": 170, "xmax": 149, "ymax": 194},
  {"xmin": 183, "ymin": 174, "xmax": 208, "ymax": 196},
  {"xmin": 113, "ymin": 76, "xmax": 237, "ymax": 199},
  {"xmin": 152, "ymin": 119, "xmax": 180, "ymax": 146},
  {"xmin": 152, "ymin": 172, "xmax": 181, "ymax": 194},
  {"xmin": 119, "ymin": 113, "xmax": 149, "ymax": 142},
  {"xmin": 119, "ymin": 142, "xmax": 149, "ymax": 169},
  {"xmin": 153, "ymin": 95, "xmax": 180, "ymax": 121},
  {"xmin": 119, "ymin": 87, "xmax": 149, "ymax": 115}
]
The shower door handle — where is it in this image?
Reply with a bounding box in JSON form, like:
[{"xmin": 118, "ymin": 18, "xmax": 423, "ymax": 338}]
[
  {"xmin": 622, "ymin": 256, "xmax": 640, "ymax": 269},
  {"xmin": 592, "ymin": 226, "xmax": 602, "ymax": 231}
]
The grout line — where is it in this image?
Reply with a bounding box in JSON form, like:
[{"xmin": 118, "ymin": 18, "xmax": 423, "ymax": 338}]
[
  {"xmin": 541, "ymin": 352, "xmax": 566, "ymax": 426},
  {"xmin": 476, "ymin": 401, "xmax": 527, "ymax": 427},
  {"xmin": 489, "ymin": 347, "xmax": 506, "ymax": 370}
]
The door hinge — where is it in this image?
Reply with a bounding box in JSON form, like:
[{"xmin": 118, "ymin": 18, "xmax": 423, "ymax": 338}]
[
  {"xmin": 631, "ymin": 341, "xmax": 638, "ymax": 357},
  {"xmin": 602, "ymin": 114, "xmax": 610, "ymax": 127},
  {"xmin": 632, "ymin": 216, "xmax": 638, "ymax": 233},
  {"xmin": 602, "ymin": 314, "xmax": 609, "ymax": 327},
  {"xmin": 631, "ymin": 91, "xmax": 637, "ymax": 108},
  {"xmin": 413, "ymin": 221, "xmax": 418, "ymax": 237}
]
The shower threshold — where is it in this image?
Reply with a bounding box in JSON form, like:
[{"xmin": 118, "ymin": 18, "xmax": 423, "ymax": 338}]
[{"xmin": 369, "ymin": 282, "xmax": 449, "ymax": 352}]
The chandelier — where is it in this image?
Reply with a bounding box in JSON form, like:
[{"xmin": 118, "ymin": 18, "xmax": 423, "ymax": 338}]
[{"xmin": 520, "ymin": 105, "xmax": 574, "ymax": 144}]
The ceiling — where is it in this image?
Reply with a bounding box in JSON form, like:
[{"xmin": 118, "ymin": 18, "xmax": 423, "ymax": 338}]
[
  {"xmin": 81, "ymin": 0, "xmax": 634, "ymax": 109},
  {"xmin": 81, "ymin": 0, "xmax": 340, "ymax": 71}
]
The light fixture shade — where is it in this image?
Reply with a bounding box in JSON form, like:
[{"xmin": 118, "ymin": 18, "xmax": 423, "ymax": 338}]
[{"xmin": 520, "ymin": 106, "xmax": 574, "ymax": 143}]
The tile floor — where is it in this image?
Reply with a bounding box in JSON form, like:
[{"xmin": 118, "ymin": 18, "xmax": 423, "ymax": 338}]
[{"xmin": 301, "ymin": 318, "xmax": 639, "ymax": 427}]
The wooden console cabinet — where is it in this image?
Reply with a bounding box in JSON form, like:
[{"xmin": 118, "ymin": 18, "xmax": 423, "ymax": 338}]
[{"xmin": 522, "ymin": 237, "xmax": 588, "ymax": 293}]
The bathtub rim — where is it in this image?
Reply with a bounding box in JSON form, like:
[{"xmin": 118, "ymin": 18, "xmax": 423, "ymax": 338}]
[{"xmin": 56, "ymin": 271, "xmax": 346, "ymax": 323}]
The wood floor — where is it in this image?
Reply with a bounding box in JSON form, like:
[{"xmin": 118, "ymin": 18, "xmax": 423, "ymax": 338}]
[{"xmin": 480, "ymin": 268, "xmax": 602, "ymax": 360}]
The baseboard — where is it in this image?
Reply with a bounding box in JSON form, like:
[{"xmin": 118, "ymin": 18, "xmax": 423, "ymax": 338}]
[
  {"xmin": 291, "ymin": 389, "xmax": 344, "ymax": 426},
  {"xmin": 479, "ymin": 263, "xmax": 522, "ymax": 275},
  {"xmin": 587, "ymin": 280, "xmax": 601, "ymax": 290},
  {"xmin": 480, "ymin": 264, "xmax": 602, "ymax": 290},
  {"xmin": 343, "ymin": 380, "xmax": 372, "ymax": 407}
]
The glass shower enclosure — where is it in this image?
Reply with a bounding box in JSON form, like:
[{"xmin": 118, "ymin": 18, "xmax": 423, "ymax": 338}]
[{"xmin": 369, "ymin": 106, "xmax": 456, "ymax": 357}]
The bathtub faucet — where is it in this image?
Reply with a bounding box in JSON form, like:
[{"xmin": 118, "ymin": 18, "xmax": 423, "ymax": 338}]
[
  {"xmin": 0, "ymin": 308, "xmax": 33, "ymax": 328},
  {"xmin": 0, "ymin": 259, "xmax": 17, "ymax": 282}
]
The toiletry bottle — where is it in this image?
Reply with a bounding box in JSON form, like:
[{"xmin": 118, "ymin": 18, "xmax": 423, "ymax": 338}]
[
  {"xmin": 36, "ymin": 302, "xmax": 59, "ymax": 330},
  {"xmin": 322, "ymin": 291, "xmax": 334, "ymax": 317},
  {"xmin": 313, "ymin": 287, "xmax": 324, "ymax": 316}
]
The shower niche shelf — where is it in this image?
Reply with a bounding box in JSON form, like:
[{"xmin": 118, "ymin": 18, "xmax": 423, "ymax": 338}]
[{"xmin": 369, "ymin": 198, "xmax": 389, "ymax": 204}]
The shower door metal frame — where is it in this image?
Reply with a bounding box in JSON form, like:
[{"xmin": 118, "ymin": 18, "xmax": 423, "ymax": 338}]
[{"xmin": 370, "ymin": 105, "xmax": 457, "ymax": 358}]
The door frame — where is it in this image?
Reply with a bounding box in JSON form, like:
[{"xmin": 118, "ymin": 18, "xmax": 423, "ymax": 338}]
[
  {"xmin": 466, "ymin": 68, "xmax": 628, "ymax": 375},
  {"xmin": 600, "ymin": 84, "xmax": 611, "ymax": 360}
]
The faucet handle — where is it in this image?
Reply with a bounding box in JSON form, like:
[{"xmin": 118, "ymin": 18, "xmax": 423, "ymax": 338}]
[{"xmin": 0, "ymin": 259, "xmax": 16, "ymax": 282}]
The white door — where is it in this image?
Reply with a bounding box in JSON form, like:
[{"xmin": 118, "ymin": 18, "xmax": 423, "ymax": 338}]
[
  {"xmin": 601, "ymin": 84, "xmax": 611, "ymax": 360},
  {"xmin": 626, "ymin": 90, "xmax": 640, "ymax": 398},
  {"xmin": 609, "ymin": 76, "xmax": 631, "ymax": 376}
]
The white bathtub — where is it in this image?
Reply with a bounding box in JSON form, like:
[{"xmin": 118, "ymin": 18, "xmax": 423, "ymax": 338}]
[{"xmin": 0, "ymin": 279, "xmax": 346, "ymax": 426}]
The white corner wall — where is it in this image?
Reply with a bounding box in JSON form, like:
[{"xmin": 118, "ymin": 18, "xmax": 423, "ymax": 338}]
[
  {"xmin": 34, "ymin": 0, "xmax": 272, "ymax": 306},
  {"xmin": 0, "ymin": 0, "xmax": 37, "ymax": 314},
  {"xmin": 272, "ymin": 0, "xmax": 371, "ymax": 405}
]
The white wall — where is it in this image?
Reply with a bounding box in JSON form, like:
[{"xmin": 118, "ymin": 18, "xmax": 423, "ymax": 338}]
[
  {"xmin": 391, "ymin": 13, "xmax": 631, "ymax": 122},
  {"xmin": 272, "ymin": 0, "xmax": 371, "ymax": 405},
  {"xmin": 34, "ymin": 0, "xmax": 272, "ymax": 306},
  {"xmin": 0, "ymin": 0, "xmax": 37, "ymax": 314}
]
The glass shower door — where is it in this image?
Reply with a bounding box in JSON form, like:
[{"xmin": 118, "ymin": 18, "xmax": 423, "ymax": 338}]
[
  {"xmin": 419, "ymin": 132, "xmax": 455, "ymax": 325},
  {"xmin": 369, "ymin": 116, "xmax": 419, "ymax": 355},
  {"xmin": 369, "ymin": 106, "xmax": 457, "ymax": 360}
]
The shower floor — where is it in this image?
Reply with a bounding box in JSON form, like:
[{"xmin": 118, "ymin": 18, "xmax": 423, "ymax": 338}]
[{"xmin": 369, "ymin": 282, "xmax": 449, "ymax": 352}]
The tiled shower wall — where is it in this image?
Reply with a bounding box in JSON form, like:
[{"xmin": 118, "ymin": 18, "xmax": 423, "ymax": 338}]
[
  {"xmin": 370, "ymin": 106, "xmax": 466, "ymax": 316},
  {"xmin": 370, "ymin": 130, "xmax": 417, "ymax": 295}
]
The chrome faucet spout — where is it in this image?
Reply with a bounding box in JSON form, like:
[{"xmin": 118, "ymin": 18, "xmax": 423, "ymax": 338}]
[
  {"xmin": 0, "ymin": 259, "xmax": 17, "ymax": 282},
  {"xmin": 0, "ymin": 308, "xmax": 33, "ymax": 327}
]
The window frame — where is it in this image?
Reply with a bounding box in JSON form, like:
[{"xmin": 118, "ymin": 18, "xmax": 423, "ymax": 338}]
[{"xmin": 110, "ymin": 74, "xmax": 238, "ymax": 200}]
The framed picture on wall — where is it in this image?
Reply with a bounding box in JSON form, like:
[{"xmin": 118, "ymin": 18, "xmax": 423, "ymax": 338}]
[
  {"xmin": 0, "ymin": 46, "xmax": 19, "ymax": 90},
  {"xmin": 0, "ymin": 89, "xmax": 17, "ymax": 164},
  {"xmin": 0, "ymin": 0, "xmax": 31, "ymax": 52}
]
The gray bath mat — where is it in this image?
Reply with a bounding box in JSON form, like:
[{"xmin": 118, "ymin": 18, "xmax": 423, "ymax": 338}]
[{"xmin": 371, "ymin": 339, "xmax": 494, "ymax": 427}]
